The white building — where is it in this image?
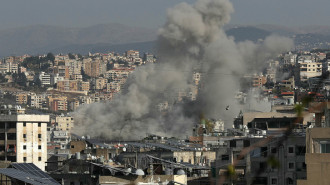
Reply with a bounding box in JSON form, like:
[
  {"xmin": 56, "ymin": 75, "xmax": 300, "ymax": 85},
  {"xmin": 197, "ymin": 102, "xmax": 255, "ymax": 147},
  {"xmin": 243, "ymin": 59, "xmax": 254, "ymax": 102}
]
[
  {"xmin": 0, "ymin": 106, "xmax": 49, "ymax": 170},
  {"xmin": 39, "ymin": 72, "xmax": 51, "ymax": 86}
]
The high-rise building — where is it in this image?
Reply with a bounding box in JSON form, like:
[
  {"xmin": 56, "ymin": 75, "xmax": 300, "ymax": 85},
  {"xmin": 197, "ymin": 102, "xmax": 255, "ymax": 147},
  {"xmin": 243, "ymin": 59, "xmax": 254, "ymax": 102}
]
[{"xmin": 0, "ymin": 105, "xmax": 49, "ymax": 170}]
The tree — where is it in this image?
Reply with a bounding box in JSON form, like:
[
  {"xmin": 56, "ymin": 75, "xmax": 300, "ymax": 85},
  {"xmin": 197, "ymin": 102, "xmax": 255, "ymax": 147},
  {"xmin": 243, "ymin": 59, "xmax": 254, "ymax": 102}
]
[
  {"xmin": 68, "ymin": 53, "xmax": 75, "ymax": 59},
  {"xmin": 46, "ymin": 53, "xmax": 55, "ymax": 62},
  {"xmin": 16, "ymin": 73, "xmax": 27, "ymax": 87},
  {"xmin": 35, "ymin": 77, "xmax": 42, "ymax": 87}
]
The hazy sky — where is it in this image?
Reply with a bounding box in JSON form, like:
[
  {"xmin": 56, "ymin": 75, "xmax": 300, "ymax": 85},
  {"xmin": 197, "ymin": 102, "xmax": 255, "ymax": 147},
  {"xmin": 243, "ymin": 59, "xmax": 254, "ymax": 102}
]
[{"xmin": 0, "ymin": 0, "xmax": 329, "ymax": 30}]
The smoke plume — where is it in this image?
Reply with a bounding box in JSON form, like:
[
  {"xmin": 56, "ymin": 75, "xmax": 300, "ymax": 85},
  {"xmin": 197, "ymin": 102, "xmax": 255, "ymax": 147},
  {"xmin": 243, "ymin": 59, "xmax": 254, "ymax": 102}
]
[{"xmin": 73, "ymin": 0, "xmax": 294, "ymax": 140}]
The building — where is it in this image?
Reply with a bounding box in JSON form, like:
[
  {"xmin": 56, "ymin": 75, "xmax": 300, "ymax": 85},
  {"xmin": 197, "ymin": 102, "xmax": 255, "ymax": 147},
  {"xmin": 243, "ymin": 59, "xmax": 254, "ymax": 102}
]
[
  {"xmin": 252, "ymin": 74, "xmax": 267, "ymax": 87},
  {"xmin": 213, "ymin": 134, "xmax": 306, "ymax": 185},
  {"xmin": 28, "ymin": 93, "xmax": 48, "ymax": 109},
  {"xmin": 126, "ymin": 50, "xmax": 139, "ymax": 59},
  {"xmin": 94, "ymin": 78, "xmax": 107, "ymax": 90},
  {"xmin": 39, "ymin": 72, "xmax": 51, "ymax": 86},
  {"xmin": 48, "ymin": 96, "xmax": 68, "ymax": 112},
  {"xmin": 298, "ymin": 102, "xmax": 330, "ymax": 185},
  {"xmin": 299, "ymin": 61, "xmax": 322, "ymax": 81},
  {"xmin": 16, "ymin": 93, "xmax": 28, "ymax": 105},
  {"xmin": 53, "ymin": 65, "xmax": 70, "ymax": 79},
  {"xmin": 55, "ymin": 115, "xmax": 74, "ymax": 131},
  {"xmin": 0, "ymin": 105, "xmax": 49, "ymax": 170}
]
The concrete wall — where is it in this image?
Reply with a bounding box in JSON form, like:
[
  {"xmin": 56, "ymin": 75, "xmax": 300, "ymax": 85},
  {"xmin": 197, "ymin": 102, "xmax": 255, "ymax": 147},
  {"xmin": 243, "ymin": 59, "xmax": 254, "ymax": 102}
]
[{"xmin": 298, "ymin": 128, "xmax": 330, "ymax": 185}]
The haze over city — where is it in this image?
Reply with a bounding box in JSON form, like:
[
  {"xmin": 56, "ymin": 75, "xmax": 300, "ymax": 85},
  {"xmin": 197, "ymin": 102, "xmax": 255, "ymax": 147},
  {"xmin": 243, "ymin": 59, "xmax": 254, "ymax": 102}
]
[
  {"xmin": 0, "ymin": 0, "xmax": 329, "ymax": 29},
  {"xmin": 0, "ymin": 0, "xmax": 329, "ymax": 185}
]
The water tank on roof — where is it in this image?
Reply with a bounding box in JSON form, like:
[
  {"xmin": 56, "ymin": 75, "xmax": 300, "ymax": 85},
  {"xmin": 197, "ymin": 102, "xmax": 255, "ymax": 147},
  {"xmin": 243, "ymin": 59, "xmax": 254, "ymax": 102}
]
[
  {"xmin": 165, "ymin": 168, "xmax": 172, "ymax": 175},
  {"xmin": 135, "ymin": 169, "xmax": 145, "ymax": 176},
  {"xmin": 75, "ymin": 152, "xmax": 80, "ymax": 159},
  {"xmin": 177, "ymin": 169, "xmax": 185, "ymax": 175}
]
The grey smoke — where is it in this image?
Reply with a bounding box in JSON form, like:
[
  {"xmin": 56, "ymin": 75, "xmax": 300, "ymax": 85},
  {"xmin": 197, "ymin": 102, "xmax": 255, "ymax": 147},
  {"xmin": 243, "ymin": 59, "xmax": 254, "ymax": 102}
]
[{"xmin": 73, "ymin": 0, "xmax": 293, "ymax": 140}]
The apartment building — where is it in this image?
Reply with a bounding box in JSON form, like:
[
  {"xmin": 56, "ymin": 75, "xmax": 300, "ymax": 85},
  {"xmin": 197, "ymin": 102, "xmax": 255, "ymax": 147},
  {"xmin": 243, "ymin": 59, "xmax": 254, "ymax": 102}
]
[
  {"xmin": 16, "ymin": 93, "xmax": 28, "ymax": 105},
  {"xmin": 300, "ymin": 61, "xmax": 322, "ymax": 81},
  {"xmin": 126, "ymin": 50, "xmax": 139, "ymax": 59},
  {"xmin": 0, "ymin": 105, "xmax": 49, "ymax": 170},
  {"xmin": 39, "ymin": 72, "xmax": 51, "ymax": 86},
  {"xmin": 55, "ymin": 115, "xmax": 74, "ymax": 131},
  {"xmin": 48, "ymin": 96, "xmax": 67, "ymax": 111}
]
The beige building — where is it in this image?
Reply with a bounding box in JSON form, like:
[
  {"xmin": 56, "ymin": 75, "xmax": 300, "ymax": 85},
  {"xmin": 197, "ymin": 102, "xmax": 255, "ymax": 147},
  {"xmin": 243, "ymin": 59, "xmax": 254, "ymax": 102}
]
[
  {"xmin": 16, "ymin": 93, "xmax": 28, "ymax": 105},
  {"xmin": 300, "ymin": 62, "xmax": 322, "ymax": 81},
  {"xmin": 95, "ymin": 78, "xmax": 107, "ymax": 90},
  {"xmin": 48, "ymin": 96, "xmax": 68, "ymax": 111},
  {"xmin": 0, "ymin": 112, "xmax": 49, "ymax": 171},
  {"xmin": 297, "ymin": 127, "xmax": 330, "ymax": 185},
  {"xmin": 55, "ymin": 115, "xmax": 74, "ymax": 131}
]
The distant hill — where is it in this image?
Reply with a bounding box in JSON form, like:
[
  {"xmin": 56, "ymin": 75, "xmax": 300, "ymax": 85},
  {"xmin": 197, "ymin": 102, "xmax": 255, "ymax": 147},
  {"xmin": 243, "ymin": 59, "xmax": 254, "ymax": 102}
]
[
  {"xmin": 0, "ymin": 23, "xmax": 329, "ymax": 57},
  {"xmin": 226, "ymin": 26, "xmax": 271, "ymax": 42},
  {"xmin": 0, "ymin": 23, "xmax": 157, "ymax": 57}
]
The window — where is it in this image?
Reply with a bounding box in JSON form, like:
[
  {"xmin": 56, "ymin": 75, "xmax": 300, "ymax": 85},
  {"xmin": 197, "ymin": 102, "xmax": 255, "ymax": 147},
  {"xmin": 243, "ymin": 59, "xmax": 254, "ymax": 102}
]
[
  {"xmin": 271, "ymin": 178, "xmax": 277, "ymax": 184},
  {"xmin": 221, "ymin": 155, "xmax": 229, "ymax": 161},
  {"xmin": 38, "ymin": 157, "xmax": 42, "ymax": 161},
  {"xmin": 71, "ymin": 145, "xmax": 75, "ymax": 149},
  {"xmin": 259, "ymin": 162, "xmax": 267, "ymax": 170},
  {"xmin": 38, "ymin": 145, "xmax": 41, "ymax": 150},
  {"xmin": 296, "ymin": 146, "xmax": 306, "ymax": 155},
  {"xmin": 23, "ymin": 122, "xmax": 26, "ymax": 127},
  {"xmin": 23, "ymin": 134, "xmax": 26, "ymax": 139},
  {"xmin": 261, "ymin": 147, "xmax": 267, "ymax": 157},
  {"xmin": 271, "ymin": 147, "xmax": 277, "ymax": 154},
  {"xmin": 23, "ymin": 145, "xmax": 26, "ymax": 150},
  {"xmin": 287, "ymin": 178, "xmax": 294, "ymax": 184},
  {"xmin": 23, "ymin": 157, "xmax": 26, "ymax": 162},
  {"xmin": 320, "ymin": 142, "xmax": 330, "ymax": 153},
  {"xmin": 38, "ymin": 134, "xmax": 41, "ymax": 139},
  {"xmin": 38, "ymin": 122, "xmax": 41, "ymax": 127},
  {"xmin": 230, "ymin": 140, "xmax": 236, "ymax": 147},
  {"xmin": 288, "ymin": 162, "xmax": 294, "ymax": 169},
  {"xmin": 288, "ymin": 147, "xmax": 294, "ymax": 154}
]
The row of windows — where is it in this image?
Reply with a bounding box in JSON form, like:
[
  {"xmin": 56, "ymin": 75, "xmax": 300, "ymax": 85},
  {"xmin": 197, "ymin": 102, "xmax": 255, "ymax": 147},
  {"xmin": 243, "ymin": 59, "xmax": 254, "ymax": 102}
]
[
  {"xmin": 22, "ymin": 122, "xmax": 43, "ymax": 127},
  {"xmin": 23, "ymin": 134, "xmax": 42, "ymax": 138},
  {"xmin": 23, "ymin": 145, "xmax": 42, "ymax": 150},
  {"xmin": 222, "ymin": 146, "xmax": 305, "ymax": 160},
  {"xmin": 23, "ymin": 157, "xmax": 42, "ymax": 161}
]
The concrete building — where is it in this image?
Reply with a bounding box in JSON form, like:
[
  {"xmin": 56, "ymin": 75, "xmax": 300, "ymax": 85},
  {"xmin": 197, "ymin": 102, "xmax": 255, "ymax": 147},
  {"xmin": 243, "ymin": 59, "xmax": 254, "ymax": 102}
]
[
  {"xmin": 48, "ymin": 96, "xmax": 68, "ymax": 112},
  {"xmin": 126, "ymin": 50, "xmax": 139, "ymax": 59},
  {"xmin": 252, "ymin": 74, "xmax": 267, "ymax": 87},
  {"xmin": 94, "ymin": 78, "xmax": 107, "ymax": 90},
  {"xmin": 298, "ymin": 102, "xmax": 330, "ymax": 185},
  {"xmin": 55, "ymin": 115, "xmax": 74, "ymax": 131},
  {"xmin": 53, "ymin": 65, "xmax": 70, "ymax": 79},
  {"xmin": 300, "ymin": 61, "xmax": 322, "ymax": 81},
  {"xmin": 28, "ymin": 93, "xmax": 48, "ymax": 109},
  {"xmin": 39, "ymin": 72, "xmax": 51, "ymax": 86},
  {"xmin": 213, "ymin": 133, "xmax": 306, "ymax": 185},
  {"xmin": 16, "ymin": 93, "xmax": 28, "ymax": 105},
  {"xmin": 0, "ymin": 106, "xmax": 49, "ymax": 170}
]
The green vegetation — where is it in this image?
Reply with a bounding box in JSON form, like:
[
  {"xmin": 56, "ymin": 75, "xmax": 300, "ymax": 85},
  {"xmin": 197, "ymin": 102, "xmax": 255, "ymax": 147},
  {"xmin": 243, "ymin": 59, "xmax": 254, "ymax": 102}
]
[{"xmin": 21, "ymin": 52, "xmax": 54, "ymax": 72}]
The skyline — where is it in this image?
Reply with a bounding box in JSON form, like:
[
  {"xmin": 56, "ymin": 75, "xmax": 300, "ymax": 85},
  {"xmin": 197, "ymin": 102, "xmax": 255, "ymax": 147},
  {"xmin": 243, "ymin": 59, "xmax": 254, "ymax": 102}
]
[{"xmin": 0, "ymin": 0, "xmax": 329, "ymax": 30}]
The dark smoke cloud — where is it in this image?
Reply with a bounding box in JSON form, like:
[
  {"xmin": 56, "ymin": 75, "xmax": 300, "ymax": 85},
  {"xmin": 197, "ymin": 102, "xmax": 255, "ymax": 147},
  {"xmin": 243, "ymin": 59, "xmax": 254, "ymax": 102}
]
[{"xmin": 73, "ymin": 0, "xmax": 293, "ymax": 140}]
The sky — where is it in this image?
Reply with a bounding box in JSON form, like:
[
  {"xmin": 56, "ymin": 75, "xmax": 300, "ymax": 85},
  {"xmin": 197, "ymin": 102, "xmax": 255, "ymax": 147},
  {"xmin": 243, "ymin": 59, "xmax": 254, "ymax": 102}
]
[{"xmin": 0, "ymin": 0, "xmax": 329, "ymax": 30}]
